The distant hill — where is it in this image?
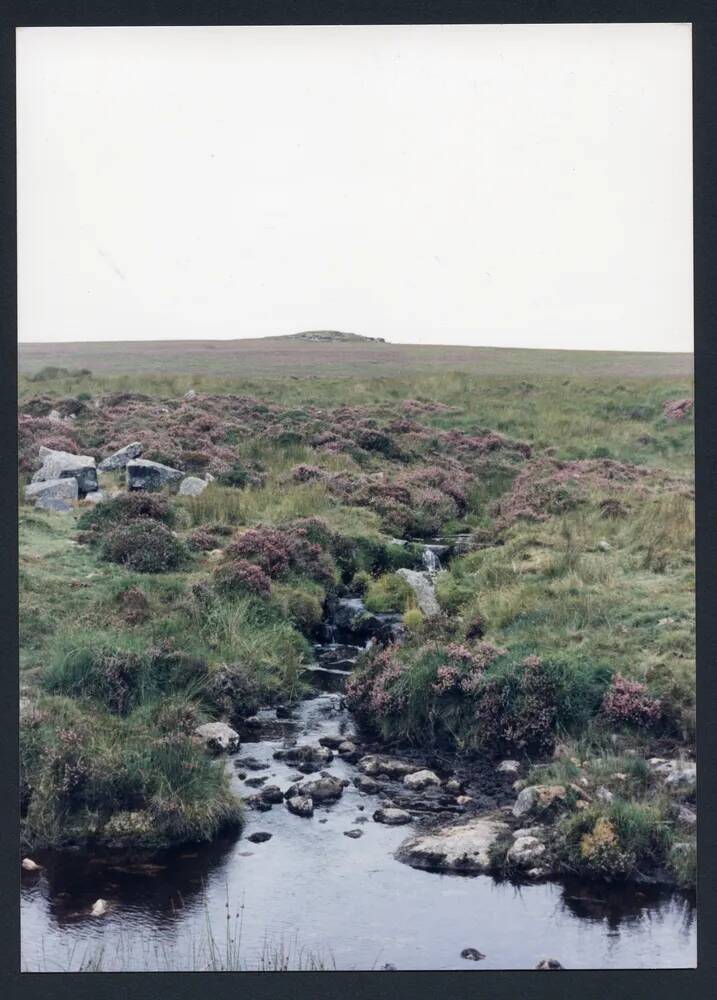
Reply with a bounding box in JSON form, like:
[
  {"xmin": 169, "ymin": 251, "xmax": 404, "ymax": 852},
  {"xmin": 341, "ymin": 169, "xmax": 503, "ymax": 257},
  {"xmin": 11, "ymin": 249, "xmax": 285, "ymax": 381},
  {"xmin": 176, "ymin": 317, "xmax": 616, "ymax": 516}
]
[
  {"xmin": 18, "ymin": 337, "xmax": 692, "ymax": 381},
  {"xmin": 283, "ymin": 330, "xmax": 387, "ymax": 344}
]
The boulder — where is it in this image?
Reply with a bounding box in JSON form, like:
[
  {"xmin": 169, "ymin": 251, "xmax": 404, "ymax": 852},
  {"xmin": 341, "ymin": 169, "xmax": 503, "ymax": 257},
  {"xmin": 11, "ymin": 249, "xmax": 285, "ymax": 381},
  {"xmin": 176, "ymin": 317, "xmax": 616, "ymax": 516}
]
[
  {"xmin": 497, "ymin": 759, "xmax": 521, "ymax": 774},
  {"xmin": 260, "ymin": 785, "xmax": 285, "ymax": 805},
  {"xmin": 184, "ymin": 389, "xmax": 197, "ymax": 400},
  {"xmin": 358, "ymin": 754, "xmax": 419, "ymax": 779},
  {"xmin": 126, "ymin": 459, "xmax": 184, "ymax": 491},
  {"xmin": 338, "ymin": 740, "xmax": 358, "ymax": 757},
  {"xmin": 535, "ymin": 958, "xmax": 564, "ymax": 970},
  {"xmin": 33, "ymin": 448, "xmax": 98, "ymax": 495},
  {"xmin": 194, "ymin": 722, "xmax": 240, "ymax": 754},
  {"xmin": 396, "ymin": 816, "xmax": 510, "ymax": 872},
  {"xmin": 25, "ymin": 477, "xmax": 78, "ymax": 505},
  {"xmin": 274, "ymin": 744, "xmax": 334, "ymax": 773},
  {"xmin": 374, "ymin": 807, "xmax": 412, "ymax": 826},
  {"xmin": 179, "ymin": 476, "xmax": 209, "ymax": 497},
  {"xmin": 403, "ymin": 769, "xmax": 441, "ymax": 791},
  {"xmin": 344, "ymin": 829, "xmax": 364, "ymax": 839},
  {"xmin": 396, "ymin": 568, "xmax": 440, "ymax": 616},
  {"xmin": 293, "ymin": 776, "xmax": 345, "ymax": 803},
  {"xmin": 247, "ymin": 831, "xmax": 272, "ymax": 843},
  {"xmin": 38, "ymin": 496, "xmax": 75, "ymax": 512},
  {"xmin": 507, "ymin": 835, "xmax": 546, "ymax": 868},
  {"xmin": 286, "ymin": 795, "xmax": 314, "ymax": 818},
  {"xmin": 318, "ymin": 734, "xmax": 346, "ymax": 750},
  {"xmin": 245, "ymin": 795, "xmax": 272, "ymax": 813},
  {"xmin": 354, "ymin": 775, "xmax": 382, "ymax": 795},
  {"xmin": 512, "ymin": 785, "xmax": 566, "ymax": 819},
  {"xmin": 98, "ymin": 442, "xmax": 143, "ymax": 471},
  {"xmin": 595, "ymin": 786, "xmax": 614, "ymax": 804},
  {"xmin": 237, "ymin": 756, "xmax": 269, "ymax": 771},
  {"xmin": 460, "ymin": 948, "xmax": 485, "ymax": 961}
]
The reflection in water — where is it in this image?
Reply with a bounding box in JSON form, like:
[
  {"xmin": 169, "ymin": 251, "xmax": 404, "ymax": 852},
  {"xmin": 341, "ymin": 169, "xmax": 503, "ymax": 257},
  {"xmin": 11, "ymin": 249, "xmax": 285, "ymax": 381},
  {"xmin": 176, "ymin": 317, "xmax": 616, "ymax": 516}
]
[
  {"xmin": 27, "ymin": 833, "xmax": 239, "ymax": 930},
  {"xmin": 21, "ymin": 692, "xmax": 697, "ymax": 971}
]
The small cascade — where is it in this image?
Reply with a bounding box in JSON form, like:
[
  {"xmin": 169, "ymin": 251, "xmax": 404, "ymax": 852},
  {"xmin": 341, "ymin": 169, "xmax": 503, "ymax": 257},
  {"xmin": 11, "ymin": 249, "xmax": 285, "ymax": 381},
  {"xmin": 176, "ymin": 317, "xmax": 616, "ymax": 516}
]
[{"xmin": 422, "ymin": 547, "xmax": 442, "ymax": 573}]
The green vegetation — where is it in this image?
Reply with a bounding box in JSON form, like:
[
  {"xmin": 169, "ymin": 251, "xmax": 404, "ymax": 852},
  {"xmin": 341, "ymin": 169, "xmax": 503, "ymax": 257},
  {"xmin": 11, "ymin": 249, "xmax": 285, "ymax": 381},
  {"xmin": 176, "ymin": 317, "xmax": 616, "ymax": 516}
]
[{"xmin": 18, "ymin": 347, "xmax": 694, "ymax": 879}]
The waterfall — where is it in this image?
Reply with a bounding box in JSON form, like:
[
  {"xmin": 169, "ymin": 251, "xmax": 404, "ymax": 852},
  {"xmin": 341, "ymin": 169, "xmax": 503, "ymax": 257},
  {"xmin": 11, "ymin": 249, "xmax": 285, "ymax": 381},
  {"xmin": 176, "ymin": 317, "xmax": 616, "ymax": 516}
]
[{"xmin": 422, "ymin": 547, "xmax": 441, "ymax": 573}]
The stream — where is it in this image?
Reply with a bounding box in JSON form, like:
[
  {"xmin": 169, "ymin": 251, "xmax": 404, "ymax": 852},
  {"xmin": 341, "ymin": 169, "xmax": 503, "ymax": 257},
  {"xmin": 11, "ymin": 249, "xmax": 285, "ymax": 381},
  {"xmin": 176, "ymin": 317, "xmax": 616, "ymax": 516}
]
[{"xmin": 20, "ymin": 546, "xmax": 696, "ymax": 971}]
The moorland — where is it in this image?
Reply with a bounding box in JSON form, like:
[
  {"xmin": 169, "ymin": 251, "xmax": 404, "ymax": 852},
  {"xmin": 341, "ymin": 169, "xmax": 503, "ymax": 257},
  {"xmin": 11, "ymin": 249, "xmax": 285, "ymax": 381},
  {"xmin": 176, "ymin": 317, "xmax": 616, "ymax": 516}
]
[{"xmin": 18, "ymin": 335, "xmax": 696, "ymax": 900}]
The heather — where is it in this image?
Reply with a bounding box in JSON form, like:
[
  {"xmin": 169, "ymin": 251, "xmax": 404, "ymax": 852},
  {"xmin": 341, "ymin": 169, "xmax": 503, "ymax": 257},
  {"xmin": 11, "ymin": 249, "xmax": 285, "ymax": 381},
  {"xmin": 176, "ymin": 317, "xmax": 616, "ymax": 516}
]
[{"xmin": 18, "ymin": 359, "xmax": 694, "ymax": 879}]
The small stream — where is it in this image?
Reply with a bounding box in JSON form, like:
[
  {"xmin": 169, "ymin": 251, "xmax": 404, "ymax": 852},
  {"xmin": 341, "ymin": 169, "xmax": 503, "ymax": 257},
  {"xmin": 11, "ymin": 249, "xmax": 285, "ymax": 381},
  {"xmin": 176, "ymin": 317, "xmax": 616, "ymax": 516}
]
[{"xmin": 20, "ymin": 546, "xmax": 696, "ymax": 971}]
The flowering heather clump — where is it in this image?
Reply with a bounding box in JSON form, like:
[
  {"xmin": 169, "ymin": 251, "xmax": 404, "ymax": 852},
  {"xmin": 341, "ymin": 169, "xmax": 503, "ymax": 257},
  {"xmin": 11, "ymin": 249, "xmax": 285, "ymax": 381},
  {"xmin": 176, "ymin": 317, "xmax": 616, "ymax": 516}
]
[
  {"xmin": 213, "ymin": 559, "xmax": 272, "ymax": 599},
  {"xmin": 441, "ymin": 428, "xmax": 532, "ymax": 459},
  {"xmin": 225, "ymin": 521, "xmax": 335, "ymax": 584},
  {"xmin": 601, "ymin": 674, "xmax": 662, "ymax": 728},
  {"xmin": 401, "ymin": 466, "xmax": 469, "ymax": 513},
  {"xmin": 663, "ymin": 398, "xmax": 693, "ymax": 421},
  {"xmin": 433, "ymin": 642, "xmax": 505, "ymax": 695},
  {"xmin": 226, "ymin": 527, "xmax": 291, "ymax": 577},
  {"xmin": 187, "ymin": 527, "xmax": 220, "ymax": 552},
  {"xmin": 18, "ymin": 415, "xmax": 81, "ymax": 473},
  {"xmin": 432, "ymin": 664, "xmax": 462, "ymax": 694},
  {"xmin": 346, "ymin": 646, "xmax": 407, "ymax": 717}
]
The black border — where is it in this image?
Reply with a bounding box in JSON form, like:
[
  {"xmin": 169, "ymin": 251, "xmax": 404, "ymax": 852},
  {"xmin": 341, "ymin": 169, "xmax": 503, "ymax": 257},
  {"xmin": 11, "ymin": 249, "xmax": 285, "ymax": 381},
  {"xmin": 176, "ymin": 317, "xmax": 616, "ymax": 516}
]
[{"xmin": 1, "ymin": 4, "xmax": 714, "ymax": 1000}]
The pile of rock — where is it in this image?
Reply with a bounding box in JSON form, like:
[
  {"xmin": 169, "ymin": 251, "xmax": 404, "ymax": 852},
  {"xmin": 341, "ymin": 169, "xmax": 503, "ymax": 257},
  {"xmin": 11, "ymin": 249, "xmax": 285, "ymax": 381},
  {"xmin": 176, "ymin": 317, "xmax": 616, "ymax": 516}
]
[{"xmin": 25, "ymin": 446, "xmax": 100, "ymax": 510}]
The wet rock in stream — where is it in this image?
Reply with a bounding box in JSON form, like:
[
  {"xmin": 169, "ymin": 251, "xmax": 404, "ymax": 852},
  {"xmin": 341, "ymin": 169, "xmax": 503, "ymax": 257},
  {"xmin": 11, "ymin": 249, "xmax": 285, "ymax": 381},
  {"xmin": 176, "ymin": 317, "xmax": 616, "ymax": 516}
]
[
  {"xmin": 373, "ymin": 807, "xmax": 412, "ymax": 826},
  {"xmin": 286, "ymin": 775, "xmax": 346, "ymax": 803},
  {"xmin": 286, "ymin": 795, "xmax": 314, "ymax": 818}
]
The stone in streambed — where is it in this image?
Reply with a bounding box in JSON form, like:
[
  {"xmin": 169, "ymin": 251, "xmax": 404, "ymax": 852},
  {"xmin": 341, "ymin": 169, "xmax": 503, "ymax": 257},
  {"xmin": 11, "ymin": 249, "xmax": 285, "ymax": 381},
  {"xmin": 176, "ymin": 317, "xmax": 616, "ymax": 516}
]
[
  {"xmin": 403, "ymin": 769, "xmax": 441, "ymax": 791},
  {"xmin": 396, "ymin": 816, "xmax": 509, "ymax": 872},
  {"xmin": 287, "ymin": 776, "xmax": 345, "ymax": 803},
  {"xmin": 354, "ymin": 775, "xmax": 382, "ymax": 795},
  {"xmin": 344, "ymin": 829, "xmax": 364, "ymax": 839},
  {"xmin": 247, "ymin": 831, "xmax": 272, "ymax": 843},
  {"xmin": 286, "ymin": 795, "xmax": 314, "ymax": 818},
  {"xmin": 373, "ymin": 807, "xmax": 411, "ymax": 826},
  {"xmin": 358, "ymin": 755, "xmax": 419, "ymax": 779},
  {"xmin": 512, "ymin": 784, "xmax": 566, "ymax": 819},
  {"xmin": 260, "ymin": 785, "xmax": 284, "ymax": 805},
  {"xmin": 194, "ymin": 722, "xmax": 240, "ymax": 754},
  {"xmin": 461, "ymin": 948, "xmax": 486, "ymax": 961},
  {"xmin": 507, "ymin": 835, "xmax": 546, "ymax": 868},
  {"xmin": 236, "ymin": 756, "xmax": 269, "ymax": 771}
]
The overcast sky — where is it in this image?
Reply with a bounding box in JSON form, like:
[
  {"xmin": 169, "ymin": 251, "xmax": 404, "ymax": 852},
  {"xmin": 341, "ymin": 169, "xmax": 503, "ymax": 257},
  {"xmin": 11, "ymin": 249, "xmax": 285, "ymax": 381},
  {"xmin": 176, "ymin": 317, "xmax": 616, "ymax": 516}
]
[{"xmin": 17, "ymin": 24, "xmax": 692, "ymax": 351}]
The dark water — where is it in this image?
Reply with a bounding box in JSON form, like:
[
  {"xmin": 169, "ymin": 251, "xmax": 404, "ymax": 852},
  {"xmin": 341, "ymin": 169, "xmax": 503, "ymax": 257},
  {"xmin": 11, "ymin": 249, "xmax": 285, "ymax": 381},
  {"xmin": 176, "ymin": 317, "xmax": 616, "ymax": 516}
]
[{"xmin": 21, "ymin": 690, "xmax": 696, "ymax": 971}]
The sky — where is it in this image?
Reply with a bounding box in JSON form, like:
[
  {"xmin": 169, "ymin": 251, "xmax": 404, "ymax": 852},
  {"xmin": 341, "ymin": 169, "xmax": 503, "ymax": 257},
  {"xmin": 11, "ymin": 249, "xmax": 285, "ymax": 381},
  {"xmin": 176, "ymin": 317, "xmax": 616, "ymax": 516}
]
[{"xmin": 16, "ymin": 24, "xmax": 693, "ymax": 351}]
